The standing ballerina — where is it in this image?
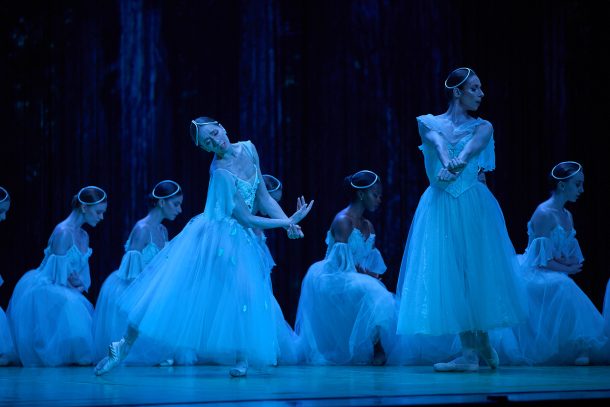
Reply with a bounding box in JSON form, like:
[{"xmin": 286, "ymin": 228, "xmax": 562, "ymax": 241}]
[
  {"xmin": 94, "ymin": 117, "xmax": 313, "ymax": 377},
  {"xmin": 505, "ymin": 161, "xmax": 608, "ymax": 365},
  {"xmin": 0, "ymin": 187, "xmax": 18, "ymax": 366},
  {"xmin": 8, "ymin": 186, "xmax": 107, "ymax": 366},
  {"xmin": 296, "ymin": 170, "xmax": 395, "ymax": 365},
  {"xmin": 395, "ymin": 67, "xmax": 526, "ymax": 372},
  {"xmin": 93, "ymin": 180, "xmax": 183, "ymax": 363}
]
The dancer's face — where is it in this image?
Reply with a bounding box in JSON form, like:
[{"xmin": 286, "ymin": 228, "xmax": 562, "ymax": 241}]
[
  {"xmin": 458, "ymin": 75, "xmax": 484, "ymax": 111},
  {"xmin": 559, "ymin": 171, "xmax": 584, "ymax": 203},
  {"xmin": 360, "ymin": 183, "xmax": 382, "ymax": 212},
  {"xmin": 82, "ymin": 202, "xmax": 107, "ymax": 227},
  {"xmin": 159, "ymin": 194, "xmax": 183, "ymax": 221},
  {"xmin": 0, "ymin": 200, "xmax": 10, "ymax": 222},
  {"xmin": 197, "ymin": 124, "xmax": 231, "ymax": 155}
]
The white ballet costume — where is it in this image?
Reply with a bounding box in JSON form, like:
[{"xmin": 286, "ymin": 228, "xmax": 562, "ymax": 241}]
[
  {"xmin": 296, "ymin": 228, "xmax": 396, "ymax": 364},
  {"xmin": 502, "ymin": 222, "xmax": 609, "ymax": 365},
  {"xmin": 8, "ymin": 239, "xmax": 94, "ymax": 366},
  {"xmin": 0, "ymin": 275, "xmax": 18, "ymax": 365},
  {"xmin": 396, "ymin": 114, "xmax": 526, "ymax": 337},
  {"xmin": 113, "ymin": 141, "xmax": 280, "ymax": 367}
]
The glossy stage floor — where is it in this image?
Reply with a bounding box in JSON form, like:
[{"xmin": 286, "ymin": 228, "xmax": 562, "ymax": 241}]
[{"xmin": 1, "ymin": 365, "xmax": 610, "ymax": 406}]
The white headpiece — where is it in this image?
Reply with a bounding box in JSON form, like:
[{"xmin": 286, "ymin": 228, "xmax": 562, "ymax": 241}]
[
  {"xmin": 191, "ymin": 119, "xmax": 220, "ymax": 147},
  {"xmin": 77, "ymin": 186, "xmax": 107, "ymax": 205},
  {"xmin": 152, "ymin": 180, "xmax": 182, "ymax": 199},
  {"xmin": 350, "ymin": 170, "xmax": 379, "ymax": 189},
  {"xmin": 262, "ymin": 174, "xmax": 282, "ymax": 193},
  {"xmin": 444, "ymin": 67, "xmax": 473, "ymax": 89},
  {"xmin": 551, "ymin": 161, "xmax": 582, "ymax": 180},
  {"xmin": 0, "ymin": 186, "xmax": 9, "ymax": 203}
]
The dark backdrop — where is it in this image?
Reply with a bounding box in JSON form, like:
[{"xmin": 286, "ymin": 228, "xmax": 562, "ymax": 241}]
[{"xmin": 1, "ymin": 0, "xmax": 609, "ymax": 325}]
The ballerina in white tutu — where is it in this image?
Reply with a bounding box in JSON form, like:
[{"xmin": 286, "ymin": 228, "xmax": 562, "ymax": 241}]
[
  {"xmin": 93, "ymin": 180, "xmax": 183, "ymax": 364},
  {"xmin": 0, "ymin": 187, "xmax": 18, "ymax": 366},
  {"xmin": 296, "ymin": 170, "xmax": 396, "ymax": 365},
  {"xmin": 395, "ymin": 67, "xmax": 527, "ymax": 372},
  {"xmin": 94, "ymin": 117, "xmax": 313, "ymax": 377},
  {"xmin": 506, "ymin": 161, "xmax": 608, "ymax": 365},
  {"xmin": 8, "ymin": 186, "xmax": 108, "ymax": 366}
]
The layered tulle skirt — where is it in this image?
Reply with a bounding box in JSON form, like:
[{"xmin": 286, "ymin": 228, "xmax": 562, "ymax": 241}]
[
  {"xmin": 117, "ymin": 215, "xmax": 279, "ymax": 367},
  {"xmin": 8, "ymin": 271, "xmax": 94, "ymax": 366},
  {"xmin": 397, "ymin": 183, "xmax": 527, "ymax": 336},
  {"xmin": 296, "ymin": 259, "xmax": 396, "ymax": 364},
  {"xmin": 0, "ymin": 307, "xmax": 17, "ymax": 365},
  {"xmin": 497, "ymin": 269, "xmax": 609, "ymax": 365}
]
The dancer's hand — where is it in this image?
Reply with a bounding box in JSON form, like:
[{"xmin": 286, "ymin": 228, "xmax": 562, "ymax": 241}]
[
  {"xmin": 68, "ymin": 272, "xmax": 85, "ymax": 292},
  {"xmin": 438, "ymin": 168, "xmax": 458, "ymax": 182},
  {"xmin": 356, "ymin": 265, "xmax": 381, "ymax": 280},
  {"xmin": 447, "ymin": 157, "xmax": 467, "ymax": 172},
  {"xmin": 289, "ymin": 196, "xmax": 314, "ymax": 224},
  {"xmin": 287, "ymin": 224, "xmax": 304, "ymax": 239}
]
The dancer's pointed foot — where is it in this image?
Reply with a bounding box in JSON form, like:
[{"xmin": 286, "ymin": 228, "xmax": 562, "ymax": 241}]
[
  {"xmin": 93, "ymin": 338, "xmax": 128, "ymax": 376},
  {"xmin": 433, "ymin": 353, "xmax": 479, "ymax": 373},
  {"xmin": 229, "ymin": 359, "xmax": 248, "ymax": 377}
]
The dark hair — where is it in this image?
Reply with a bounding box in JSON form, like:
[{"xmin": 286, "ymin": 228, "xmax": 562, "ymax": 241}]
[
  {"xmin": 548, "ymin": 161, "xmax": 583, "ymax": 191},
  {"xmin": 189, "ymin": 116, "xmax": 218, "ymax": 146},
  {"xmin": 444, "ymin": 67, "xmax": 477, "ymax": 100},
  {"xmin": 0, "ymin": 186, "xmax": 9, "ymax": 203},
  {"xmin": 343, "ymin": 170, "xmax": 381, "ymax": 201},
  {"xmin": 147, "ymin": 180, "xmax": 183, "ymax": 209},
  {"xmin": 71, "ymin": 186, "xmax": 107, "ymax": 208}
]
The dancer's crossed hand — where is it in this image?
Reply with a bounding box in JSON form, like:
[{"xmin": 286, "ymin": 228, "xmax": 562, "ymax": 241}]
[{"xmin": 290, "ymin": 196, "xmax": 314, "ymax": 224}]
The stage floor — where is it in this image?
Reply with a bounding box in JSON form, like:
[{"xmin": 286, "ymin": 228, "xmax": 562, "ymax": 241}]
[{"xmin": 1, "ymin": 365, "xmax": 609, "ymax": 406}]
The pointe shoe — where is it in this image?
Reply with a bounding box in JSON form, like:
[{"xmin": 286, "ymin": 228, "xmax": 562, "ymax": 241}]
[
  {"xmin": 94, "ymin": 339, "xmax": 129, "ymax": 376},
  {"xmin": 159, "ymin": 358, "xmax": 174, "ymax": 367},
  {"xmin": 479, "ymin": 347, "xmax": 500, "ymax": 370},
  {"xmin": 433, "ymin": 355, "xmax": 479, "ymax": 373},
  {"xmin": 229, "ymin": 360, "xmax": 248, "ymax": 377}
]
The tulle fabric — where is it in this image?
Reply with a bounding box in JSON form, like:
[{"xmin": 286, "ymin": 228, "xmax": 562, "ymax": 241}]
[
  {"xmin": 8, "ymin": 246, "xmax": 94, "ymax": 366},
  {"xmin": 93, "ymin": 242, "xmax": 162, "ymax": 362},
  {"xmin": 0, "ymin": 275, "xmax": 17, "ymax": 365},
  {"xmin": 254, "ymin": 231, "xmax": 304, "ymax": 365},
  {"xmin": 117, "ymin": 160, "xmax": 280, "ymax": 367},
  {"xmin": 496, "ymin": 224, "xmax": 609, "ymax": 365},
  {"xmin": 296, "ymin": 229, "xmax": 396, "ymax": 365},
  {"xmin": 396, "ymin": 114, "xmax": 527, "ymax": 336}
]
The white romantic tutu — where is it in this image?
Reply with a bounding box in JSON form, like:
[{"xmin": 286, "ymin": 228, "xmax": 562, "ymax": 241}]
[
  {"xmin": 296, "ymin": 230, "xmax": 396, "ymax": 364},
  {"xmin": 116, "ymin": 164, "xmax": 281, "ymax": 367},
  {"xmin": 8, "ymin": 245, "xmax": 94, "ymax": 366},
  {"xmin": 397, "ymin": 114, "xmax": 527, "ymax": 337}
]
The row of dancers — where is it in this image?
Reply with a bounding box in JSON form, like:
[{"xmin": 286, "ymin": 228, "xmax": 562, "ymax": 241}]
[{"xmin": 1, "ymin": 67, "xmax": 610, "ymax": 376}]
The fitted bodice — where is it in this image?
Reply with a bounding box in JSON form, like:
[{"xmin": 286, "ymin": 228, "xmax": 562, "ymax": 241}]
[
  {"xmin": 325, "ymin": 228, "xmax": 387, "ymax": 275},
  {"xmin": 124, "ymin": 233, "xmax": 165, "ymax": 266},
  {"xmin": 326, "ymin": 228, "xmax": 375, "ymax": 263},
  {"xmin": 417, "ymin": 114, "xmax": 494, "ymax": 198},
  {"xmin": 37, "ymin": 244, "xmax": 92, "ymax": 290}
]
